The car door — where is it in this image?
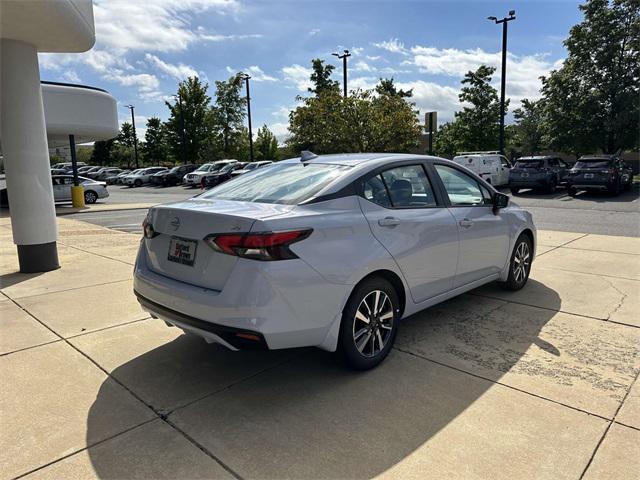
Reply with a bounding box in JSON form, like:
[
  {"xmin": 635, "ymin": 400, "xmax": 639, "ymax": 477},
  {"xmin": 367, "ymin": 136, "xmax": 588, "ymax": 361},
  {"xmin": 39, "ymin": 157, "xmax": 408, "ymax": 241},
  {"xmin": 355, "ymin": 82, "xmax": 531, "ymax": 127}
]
[
  {"xmin": 51, "ymin": 177, "xmax": 66, "ymax": 202},
  {"xmin": 432, "ymin": 164, "xmax": 510, "ymax": 288},
  {"xmin": 358, "ymin": 163, "xmax": 459, "ymax": 303},
  {"xmin": 557, "ymin": 158, "xmax": 569, "ymax": 183}
]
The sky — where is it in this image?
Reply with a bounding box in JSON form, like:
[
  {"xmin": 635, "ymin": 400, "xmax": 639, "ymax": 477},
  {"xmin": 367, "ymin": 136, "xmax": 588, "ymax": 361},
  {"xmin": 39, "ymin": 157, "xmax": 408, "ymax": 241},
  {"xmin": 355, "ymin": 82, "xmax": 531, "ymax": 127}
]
[{"xmin": 38, "ymin": 0, "xmax": 583, "ymax": 142}]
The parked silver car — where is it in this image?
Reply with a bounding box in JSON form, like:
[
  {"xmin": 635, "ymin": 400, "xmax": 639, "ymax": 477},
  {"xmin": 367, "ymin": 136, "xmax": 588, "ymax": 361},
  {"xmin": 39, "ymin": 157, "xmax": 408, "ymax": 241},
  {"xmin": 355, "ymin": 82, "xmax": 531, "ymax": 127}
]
[
  {"xmin": 135, "ymin": 153, "xmax": 536, "ymax": 370},
  {"xmin": 182, "ymin": 160, "xmax": 238, "ymax": 187},
  {"xmin": 230, "ymin": 160, "xmax": 273, "ymax": 177},
  {"xmin": 52, "ymin": 175, "xmax": 109, "ymax": 204},
  {"xmin": 123, "ymin": 167, "xmax": 168, "ymax": 187}
]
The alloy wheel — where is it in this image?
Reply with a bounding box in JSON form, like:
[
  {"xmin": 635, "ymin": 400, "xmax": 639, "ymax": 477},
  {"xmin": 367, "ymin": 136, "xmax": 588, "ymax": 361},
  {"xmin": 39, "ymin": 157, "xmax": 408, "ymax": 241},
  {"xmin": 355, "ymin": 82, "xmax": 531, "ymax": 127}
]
[
  {"xmin": 513, "ymin": 241, "xmax": 530, "ymax": 283},
  {"xmin": 352, "ymin": 290, "xmax": 394, "ymax": 358}
]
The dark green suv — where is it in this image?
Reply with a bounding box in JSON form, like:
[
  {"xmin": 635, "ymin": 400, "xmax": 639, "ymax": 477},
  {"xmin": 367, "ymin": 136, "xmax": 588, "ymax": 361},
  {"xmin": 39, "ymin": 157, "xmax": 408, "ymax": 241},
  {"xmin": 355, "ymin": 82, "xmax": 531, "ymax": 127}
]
[{"xmin": 567, "ymin": 155, "xmax": 633, "ymax": 196}]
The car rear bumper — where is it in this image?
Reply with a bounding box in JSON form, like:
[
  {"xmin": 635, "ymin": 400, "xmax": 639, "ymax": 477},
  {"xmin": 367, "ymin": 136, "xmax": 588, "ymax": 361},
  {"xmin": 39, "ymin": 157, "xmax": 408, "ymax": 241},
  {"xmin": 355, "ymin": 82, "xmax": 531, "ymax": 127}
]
[
  {"xmin": 509, "ymin": 177, "xmax": 550, "ymax": 188},
  {"xmin": 133, "ymin": 243, "xmax": 349, "ymax": 351}
]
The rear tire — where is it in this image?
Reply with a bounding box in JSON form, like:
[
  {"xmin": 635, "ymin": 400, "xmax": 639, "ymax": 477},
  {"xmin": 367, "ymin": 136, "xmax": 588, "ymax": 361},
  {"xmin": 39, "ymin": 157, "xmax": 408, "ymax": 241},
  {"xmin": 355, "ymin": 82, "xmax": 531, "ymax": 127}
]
[
  {"xmin": 608, "ymin": 180, "xmax": 621, "ymax": 196},
  {"xmin": 338, "ymin": 277, "xmax": 399, "ymax": 370},
  {"xmin": 547, "ymin": 177, "xmax": 557, "ymax": 193},
  {"xmin": 134, "ymin": 179, "xmax": 142, "ymax": 188},
  {"xmin": 510, "ymin": 187, "xmax": 520, "ymax": 195},
  {"xmin": 84, "ymin": 190, "xmax": 98, "ymax": 204},
  {"xmin": 499, "ymin": 234, "xmax": 532, "ymax": 291},
  {"xmin": 568, "ymin": 186, "xmax": 577, "ymax": 196}
]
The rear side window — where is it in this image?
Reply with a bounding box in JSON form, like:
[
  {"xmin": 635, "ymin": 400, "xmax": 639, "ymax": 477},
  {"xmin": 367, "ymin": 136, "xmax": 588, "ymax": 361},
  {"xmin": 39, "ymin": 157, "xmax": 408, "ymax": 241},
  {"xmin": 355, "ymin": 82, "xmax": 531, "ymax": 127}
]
[
  {"xmin": 434, "ymin": 165, "xmax": 488, "ymax": 206},
  {"xmin": 381, "ymin": 165, "xmax": 436, "ymax": 207},
  {"xmin": 363, "ymin": 175, "xmax": 391, "ymax": 207},
  {"xmin": 201, "ymin": 163, "xmax": 348, "ymax": 205}
]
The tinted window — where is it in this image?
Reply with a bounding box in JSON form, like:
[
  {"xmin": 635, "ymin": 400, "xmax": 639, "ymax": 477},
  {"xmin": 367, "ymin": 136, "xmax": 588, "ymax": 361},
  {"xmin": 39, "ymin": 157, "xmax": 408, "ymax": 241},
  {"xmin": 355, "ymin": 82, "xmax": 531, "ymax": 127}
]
[
  {"xmin": 381, "ymin": 165, "xmax": 436, "ymax": 207},
  {"xmin": 500, "ymin": 156, "xmax": 511, "ymax": 168},
  {"xmin": 435, "ymin": 165, "xmax": 486, "ymax": 206},
  {"xmin": 575, "ymin": 160, "xmax": 611, "ymax": 169},
  {"xmin": 514, "ymin": 160, "xmax": 544, "ymax": 169},
  {"xmin": 363, "ymin": 175, "xmax": 391, "ymax": 207},
  {"xmin": 201, "ymin": 163, "xmax": 347, "ymax": 205},
  {"xmin": 194, "ymin": 164, "xmax": 212, "ymax": 172}
]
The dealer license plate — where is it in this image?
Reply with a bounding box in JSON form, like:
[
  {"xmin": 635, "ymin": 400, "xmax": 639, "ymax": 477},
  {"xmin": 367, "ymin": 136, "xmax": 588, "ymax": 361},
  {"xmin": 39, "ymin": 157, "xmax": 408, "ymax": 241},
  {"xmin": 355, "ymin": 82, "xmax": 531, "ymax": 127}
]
[{"xmin": 168, "ymin": 237, "xmax": 197, "ymax": 266}]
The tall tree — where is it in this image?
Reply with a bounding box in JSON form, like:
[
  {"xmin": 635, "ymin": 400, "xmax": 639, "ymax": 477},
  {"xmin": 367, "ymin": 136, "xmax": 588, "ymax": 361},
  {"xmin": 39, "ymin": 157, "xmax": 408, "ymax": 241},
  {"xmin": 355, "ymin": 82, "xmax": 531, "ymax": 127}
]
[
  {"xmin": 212, "ymin": 74, "xmax": 247, "ymax": 157},
  {"xmin": 433, "ymin": 65, "xmax": 504, "ymax": 155},
  {"xmin": 254, "ymin": 125, "xmax": 279, "ymax": 160},
  {"xmin": 116, "ymin": 122, "xmax": 137, "ymax": 168},
  {"xmin": 143, "ymin": 117, "xmax": 168, "ymax": 164},
  {"xmin": 165, "ymin": 77, "xmax": 212, "ymax": 163},
  {"xmin": 375, "ymin": 78, "xmax": 413, "ymax": 98},
  {"xmin": 90, "ymin": 139, "xmax": 114, "ymax": 166},
  {"xmin": 541, "ymin": 0, "xmax": 639, "ymax": 155},
  {"xmin": 288, "ymin": 89, "xmax": 421, "ymax": 154},
  {"xmin": 509, "ymin": 99, "xmax": 548, "ymax": 156},
  {"xmin": 308, "ymin": 59, "xmax": 340, "ymax": 96}
]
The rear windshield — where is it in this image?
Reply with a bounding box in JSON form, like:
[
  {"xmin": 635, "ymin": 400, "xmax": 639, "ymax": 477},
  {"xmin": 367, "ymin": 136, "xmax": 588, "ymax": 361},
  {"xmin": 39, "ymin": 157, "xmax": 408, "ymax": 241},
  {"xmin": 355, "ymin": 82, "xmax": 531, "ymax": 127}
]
[
  {"xmin": 200, "ymin": 163, "xmax": 349, "ymax": 205},
  {"xmin": 514, "ymin": 160, "xmax": 544, "ymax": 169},
  {"xmin": 575, "ymin": 160, "xmax": 611, "ymax": 168}
]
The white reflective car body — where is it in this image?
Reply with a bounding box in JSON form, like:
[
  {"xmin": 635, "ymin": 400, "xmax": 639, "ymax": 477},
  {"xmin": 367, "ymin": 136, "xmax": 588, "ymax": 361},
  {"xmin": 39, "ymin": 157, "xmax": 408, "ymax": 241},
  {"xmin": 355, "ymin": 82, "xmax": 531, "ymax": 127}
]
[
  {"xmin": 124, "ymin": 167, "xmax": 167, "ymax": 186},
  {"xmin": 183, "ymin": 160, "xmax": 238, "ymax": 186},
  {"xmin": 134, "ymin": 154, "xmax": 535, "ymax": 364},
  {"xmin": 52, "ymin": 175, "xmax": 109, "ymax": 203}
]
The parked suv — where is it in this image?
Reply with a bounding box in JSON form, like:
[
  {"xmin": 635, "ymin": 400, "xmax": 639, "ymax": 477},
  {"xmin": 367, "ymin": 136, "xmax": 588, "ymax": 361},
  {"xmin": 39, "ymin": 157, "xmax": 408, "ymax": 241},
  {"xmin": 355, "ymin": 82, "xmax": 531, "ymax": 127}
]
[
  {"xmin": 151, "ymin": 164, "xmax": 198, "ymax": 186},
  {"xmin": 183, "ymin": 160, "xmax": 238, "ymax": 187},
  {"xmin": 509, "ymin": 156, "xmax": 569, "ymax": 194},
  {"xmin": 567, "ymin": 155, "xmax": 633, "ymax": 196}
]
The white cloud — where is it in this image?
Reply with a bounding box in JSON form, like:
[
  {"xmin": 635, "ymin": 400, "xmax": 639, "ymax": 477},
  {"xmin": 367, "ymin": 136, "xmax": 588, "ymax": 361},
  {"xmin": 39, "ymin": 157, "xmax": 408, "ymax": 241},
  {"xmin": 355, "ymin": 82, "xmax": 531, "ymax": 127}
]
[
  {"xmin": 269, "ymin": 122, "xmax": 290, "ymax": 142},
  {"xmin": 353, "ymin": 60, "xmax": 375, "ymax": 72},
  {"xmin": 93, "ymin": 0, "xmax": 240, "ymax": 53},
  {"xmin": 372, "ymin": 38, "xmax": 408, "ymax": 55},
  {"xmin": 309, "ymin": 28, "xmax": 320, "ymax": 36},
  {"xmin": 395, "ymin": 80, "xmax": 461, "ymax": 123},
  {"xmin": 105, "ymin": 72, "xmax": 160, "ymax": 92},
  {"xmin": 226, "ymin": 65, "xmax": 276, "ymax": 82},
  {"xmin": 408, "ymin": 46, "xmax": 562, "ymax": 103},
  {"xmin": 145, "ymin": 54, "xmax": 198, "ymax": 81},
  {"xmin": 282, "ymin": 64, "xmax": 312, "ymax": 92},
  {"xmin": 349, "ymin": 76, "xmax": 378, "ymax": 91},
  {"xmin": 199, "ymin": 32, "xmax": 263, "ymax": 42},
  {"xmin": 61, "ymin": 70, "xmax": 81, "ymax": 83},
  {"xmin": 366, "ymin": 55, "xmax": 382, "ymax": 61}
]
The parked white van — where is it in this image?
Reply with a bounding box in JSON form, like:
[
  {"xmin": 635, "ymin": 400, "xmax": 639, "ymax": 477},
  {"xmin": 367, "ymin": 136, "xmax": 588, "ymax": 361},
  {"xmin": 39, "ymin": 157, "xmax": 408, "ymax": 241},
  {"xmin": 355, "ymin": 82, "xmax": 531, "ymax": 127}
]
[{"xmin": 452, "ymin": 151, "xmax": 512, "ymax": 187}]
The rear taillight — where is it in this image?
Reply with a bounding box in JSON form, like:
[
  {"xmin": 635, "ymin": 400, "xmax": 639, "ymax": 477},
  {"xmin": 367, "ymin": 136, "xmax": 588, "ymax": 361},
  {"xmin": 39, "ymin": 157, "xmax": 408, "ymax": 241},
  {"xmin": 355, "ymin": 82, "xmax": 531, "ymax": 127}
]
[
  {"xmin": 204, "ymin": 229, "xmax": 312, "ymax": 261},
  {"xmin": 142, "ymin": 219, "xmax": 159, "ymax": 239}
]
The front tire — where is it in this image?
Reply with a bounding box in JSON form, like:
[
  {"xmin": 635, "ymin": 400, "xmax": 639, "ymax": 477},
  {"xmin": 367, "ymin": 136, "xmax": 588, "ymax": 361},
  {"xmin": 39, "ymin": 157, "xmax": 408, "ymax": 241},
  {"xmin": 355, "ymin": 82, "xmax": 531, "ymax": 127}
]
[
  {"xmin": 547, "ymin": 177, "xmax": 557, "ymax": 193},
  {"xmin": 134, "ymin": 179, "xmax": 142, "ymax": 188},
  {"xmin": 338, "ymin": 277, "xmax": 399, "ymax": 370},
  {"xmin": 568, "ymin": 186, "xmax": 577, "ymax": 196},
  {"xmin": 500, "ymin": 234, "xmax": 533, "ymax": 291},
  {"xmin": 510, "ymin": 187, "xmax": 520, "ymax": 195}
]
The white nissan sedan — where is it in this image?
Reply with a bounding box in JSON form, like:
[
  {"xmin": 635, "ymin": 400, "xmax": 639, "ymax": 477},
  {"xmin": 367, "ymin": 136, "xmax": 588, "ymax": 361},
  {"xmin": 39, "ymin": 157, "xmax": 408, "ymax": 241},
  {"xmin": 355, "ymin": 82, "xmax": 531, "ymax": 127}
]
[{"xmin": 134, "ymin": 153, "xmax": 536, "ymax": 369}]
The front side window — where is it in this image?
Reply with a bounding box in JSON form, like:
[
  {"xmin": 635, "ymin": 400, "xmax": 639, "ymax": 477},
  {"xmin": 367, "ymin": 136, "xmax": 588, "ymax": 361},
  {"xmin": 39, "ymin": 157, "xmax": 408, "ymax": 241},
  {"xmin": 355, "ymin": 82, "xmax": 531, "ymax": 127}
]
[
  {"xmin": 500, "ymin": 156, "xmax": 511, "ymax": 168},
  {"xmin": 201, "ymin": 163, "xmax": 348, "ymax": 205},
  {"xmin": 435, "ymin": 165, "xmax": 486, "ymax": 206}
]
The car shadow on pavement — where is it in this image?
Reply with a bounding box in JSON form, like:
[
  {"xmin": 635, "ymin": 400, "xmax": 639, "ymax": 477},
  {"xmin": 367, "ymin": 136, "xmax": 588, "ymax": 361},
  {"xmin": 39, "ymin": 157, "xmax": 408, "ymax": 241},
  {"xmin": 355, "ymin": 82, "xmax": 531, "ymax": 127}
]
[{"xmin": 86, "ymin": 281, "xmax": 561, "ymax": 479}]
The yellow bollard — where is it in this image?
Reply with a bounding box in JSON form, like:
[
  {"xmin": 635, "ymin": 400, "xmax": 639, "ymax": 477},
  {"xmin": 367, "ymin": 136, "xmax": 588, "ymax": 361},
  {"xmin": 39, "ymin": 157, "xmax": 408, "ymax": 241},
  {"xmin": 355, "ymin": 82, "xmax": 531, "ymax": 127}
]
[{"xmin": 71, "ymin": 185, "xmax": 85, "ymax": 208}]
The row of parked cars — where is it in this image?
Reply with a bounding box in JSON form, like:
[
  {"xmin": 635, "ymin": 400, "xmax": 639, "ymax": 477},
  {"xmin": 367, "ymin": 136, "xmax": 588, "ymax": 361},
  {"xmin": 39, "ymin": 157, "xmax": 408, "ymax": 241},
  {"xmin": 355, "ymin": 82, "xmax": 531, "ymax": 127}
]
[
  {"xmin": 52, "ymin": 160, "xmax": 275, "ymax": 190},
  {"xmin": 451, "ymin": 152, "xmax": 634, "ymax": 196}
]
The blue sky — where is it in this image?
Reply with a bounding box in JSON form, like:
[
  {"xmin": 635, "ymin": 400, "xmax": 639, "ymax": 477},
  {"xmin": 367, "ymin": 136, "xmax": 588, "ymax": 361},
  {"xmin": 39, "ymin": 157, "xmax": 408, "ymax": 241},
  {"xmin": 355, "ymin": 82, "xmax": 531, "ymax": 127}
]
[{"xmin": 39, "ymin": 0, "xmax": 583, "ymax": 141}]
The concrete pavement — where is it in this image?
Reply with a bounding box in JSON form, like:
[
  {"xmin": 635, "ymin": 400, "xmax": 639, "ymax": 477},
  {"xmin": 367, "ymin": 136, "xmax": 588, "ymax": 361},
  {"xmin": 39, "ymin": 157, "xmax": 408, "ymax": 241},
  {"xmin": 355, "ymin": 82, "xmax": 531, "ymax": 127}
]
[{"xmin": 0, "ymin": 216, "xmax": 638, "ymax": 479}]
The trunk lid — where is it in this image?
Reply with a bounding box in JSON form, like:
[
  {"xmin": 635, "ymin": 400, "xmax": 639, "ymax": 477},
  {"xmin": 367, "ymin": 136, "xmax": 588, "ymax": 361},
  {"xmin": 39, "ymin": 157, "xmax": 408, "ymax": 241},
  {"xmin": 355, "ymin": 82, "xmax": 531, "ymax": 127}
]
[{"xmin": 143, "ymin": 198, "xmax": 294, "ymax": 291}]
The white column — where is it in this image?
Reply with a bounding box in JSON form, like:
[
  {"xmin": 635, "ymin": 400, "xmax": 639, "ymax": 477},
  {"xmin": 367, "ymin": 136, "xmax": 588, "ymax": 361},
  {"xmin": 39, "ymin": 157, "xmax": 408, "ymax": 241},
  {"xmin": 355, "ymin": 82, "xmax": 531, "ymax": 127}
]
[{"xmin": 1, "ymin": 38, "xmax": 59, "ymax": 272}]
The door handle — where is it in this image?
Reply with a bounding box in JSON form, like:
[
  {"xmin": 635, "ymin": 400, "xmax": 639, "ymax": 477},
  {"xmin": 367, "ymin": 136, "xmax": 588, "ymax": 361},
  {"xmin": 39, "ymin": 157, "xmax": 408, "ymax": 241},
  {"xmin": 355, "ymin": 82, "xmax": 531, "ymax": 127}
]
[
  {"xmin": 378, "ymin": 216, "xmax": 401, "ymax": 227},
  {"xmin": 458, "ymin": 218, "xmax": 473, "ymax": 229}
]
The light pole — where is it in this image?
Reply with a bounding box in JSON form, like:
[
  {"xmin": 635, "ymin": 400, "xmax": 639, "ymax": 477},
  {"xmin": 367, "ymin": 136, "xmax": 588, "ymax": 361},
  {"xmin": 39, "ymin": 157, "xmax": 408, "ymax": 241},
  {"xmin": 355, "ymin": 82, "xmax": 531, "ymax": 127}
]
[
  {"xmin": 332, "ymin": 49, "xmax": 351, "ymax": 97},
  {"xmin": 488, "ymin": 10, "xmax": 516, "ymax": 155},
  {"xmin": 125, "ymin": 104, "xmax": 139, "ymax": 168},
  {"xmin": 241, "ymin": 73, "xmax": 254, "ymax": 162},
  {"xmin": 173, "ymin": 93, "xmax": 187, "ymax": 164}
]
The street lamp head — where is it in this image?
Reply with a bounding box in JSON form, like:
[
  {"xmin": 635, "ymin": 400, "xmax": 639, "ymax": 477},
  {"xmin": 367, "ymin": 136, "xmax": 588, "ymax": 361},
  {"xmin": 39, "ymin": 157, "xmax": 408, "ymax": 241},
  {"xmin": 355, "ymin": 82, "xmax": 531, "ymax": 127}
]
[
  {"xmin": 487, "ymin": 15, "xmax": 497, "ymax": 21},
  {"xmin": 509, "ymin": 10, "xmax": 516, "ymax": 16}
]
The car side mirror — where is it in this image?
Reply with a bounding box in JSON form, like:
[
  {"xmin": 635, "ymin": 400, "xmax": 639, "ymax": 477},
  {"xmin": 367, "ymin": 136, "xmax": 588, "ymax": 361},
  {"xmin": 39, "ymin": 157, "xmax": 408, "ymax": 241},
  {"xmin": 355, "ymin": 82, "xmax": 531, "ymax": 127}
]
[{"xmin": 493, "ymin": 192, "xmax": 509, "ymax": 213}]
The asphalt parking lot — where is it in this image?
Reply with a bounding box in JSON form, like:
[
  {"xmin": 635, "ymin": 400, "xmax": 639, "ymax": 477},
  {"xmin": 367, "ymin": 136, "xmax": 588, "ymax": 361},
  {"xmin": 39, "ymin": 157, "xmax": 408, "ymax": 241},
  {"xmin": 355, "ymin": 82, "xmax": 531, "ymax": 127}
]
[{"xmin": 71, "ymin": 182, "xmax": 640, "ymax": 236}]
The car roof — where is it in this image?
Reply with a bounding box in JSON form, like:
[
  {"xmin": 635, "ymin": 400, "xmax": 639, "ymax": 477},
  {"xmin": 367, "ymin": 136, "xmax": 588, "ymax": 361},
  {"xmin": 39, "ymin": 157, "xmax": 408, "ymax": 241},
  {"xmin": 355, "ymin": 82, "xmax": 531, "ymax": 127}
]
[
  {"xmin": 578, "ymin": 154, "xmax": 616, "ymax": 160},
  {"xmin": 517, "ymin": 156, "xmax": 553, "ymax": 160}
]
